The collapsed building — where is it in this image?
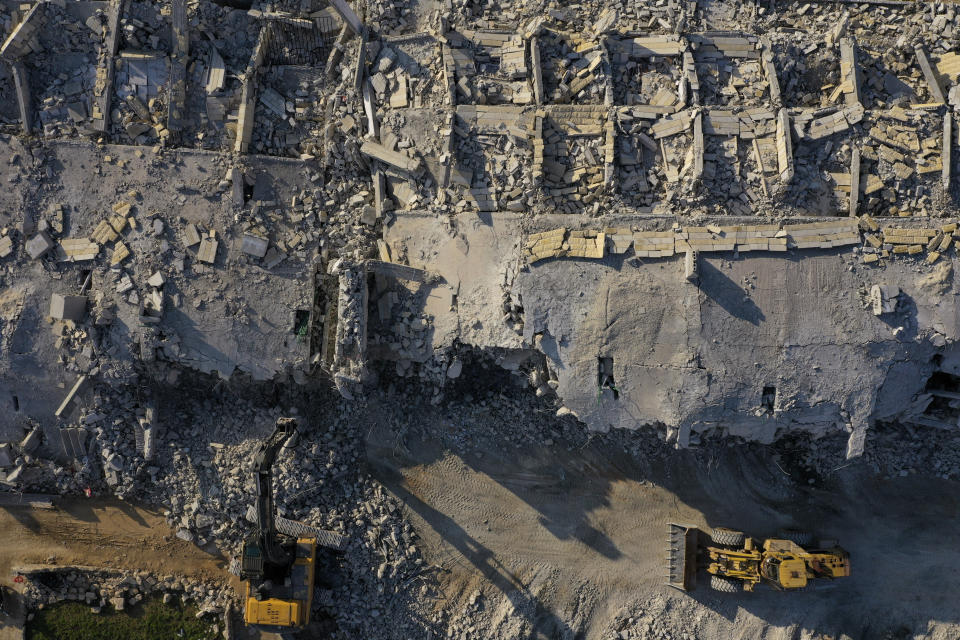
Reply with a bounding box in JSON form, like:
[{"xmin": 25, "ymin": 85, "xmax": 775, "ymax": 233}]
[{"xmin": 0, "ymin": 0, "xmax": 959, "ymax": 493}]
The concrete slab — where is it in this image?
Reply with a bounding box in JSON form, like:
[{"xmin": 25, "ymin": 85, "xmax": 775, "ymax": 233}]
[{"xmin": 387, "ymin": 212, "xmax": 960, "ymax": 449}]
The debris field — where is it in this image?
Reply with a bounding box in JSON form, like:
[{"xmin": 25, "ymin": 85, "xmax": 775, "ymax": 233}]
[{"xmin": 0, "ymin": 0, "xmax": 959, "ymax": 639}]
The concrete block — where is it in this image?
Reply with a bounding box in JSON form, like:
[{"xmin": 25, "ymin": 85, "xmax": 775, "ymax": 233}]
[
  {"xmin": 20, "ymin": 428, "xmax": 40, "ymax": 454},
  {"xmin": 25, "ymin": 231, "xmax": 54, "ymax": 259},
  {"xmin": 685, "ymin": 250, "xmax": 699, "ymax": 283},
  {"xmin": 198, "ymin": 235, "xmax": 218, "ymax": 264},
  {"xmin": 241, "ymin": 234, "xmax": 268, "ymax": 258},
  {"xmin": 50, "ymin": 294, "xmax": 87, "ymax": 322},
  {"xmin": 183, "ymin": 223, "xmax": 201, "ymax": 247},
  {"xmin": 870, "ymin": 284, "xmax": 899, "ymax": 316}
]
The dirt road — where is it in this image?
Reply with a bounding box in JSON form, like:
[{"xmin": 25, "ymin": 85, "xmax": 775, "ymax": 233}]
[
  {"xmin": 0, "ymin": 498, "xmax": 231, "ymax": 586},
  {"xmin": 368, "ymin": 419, "xmax": 960, "ymax": 639}
]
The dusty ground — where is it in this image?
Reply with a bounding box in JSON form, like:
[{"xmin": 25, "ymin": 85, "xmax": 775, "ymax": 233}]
[
  {"xmin": 0, "ymin": 498, "xmax": 231, "ymax": 585},
  {"xmin": 365, "ymin": 395, "xmax": 960, "ymax": 640},
  {"xmin": 0, "ymin": 376, "xmax": 958, "ymax": 640}
]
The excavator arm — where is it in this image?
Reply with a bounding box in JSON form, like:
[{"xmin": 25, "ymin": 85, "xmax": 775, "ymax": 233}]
[{"xmin": 242, "ymin": 418, "xmax": 298, "ymax": 583}]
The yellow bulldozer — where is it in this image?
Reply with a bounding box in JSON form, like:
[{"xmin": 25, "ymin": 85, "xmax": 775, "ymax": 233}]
[{"xmin": 667, "ymin": 524, "xmax": 850, "ymax": 592}]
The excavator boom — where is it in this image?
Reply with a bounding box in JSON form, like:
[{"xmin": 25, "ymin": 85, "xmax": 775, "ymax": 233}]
[
  {"xmin": 241, "ymin": 418, "xmax": 317, "ymax": 631},
  {"xmin": 241, "ymin": 418, "xmax": 297, "ymax": 582}
]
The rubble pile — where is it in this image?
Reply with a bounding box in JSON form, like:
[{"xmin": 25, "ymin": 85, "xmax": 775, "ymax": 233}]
[
  {"xmin": 322, "ymin": 79, "xmax": 366, "ymax": 176},
  {"xmin": 0, "ymin": 68, "xmax": 16, "ymax": 128},
  {"xmin": 28, "ymin": 4, "xmax": 102, "ymax": 138},
  {"xmin": 611, "ymin": 50, "xmax": 680, "ymax": 107},
  {"xmin": 778, "ymin": 424, "xmax": 960, "ymax": 485},
  {"xmin": 379, "ymin": 107, "xmax": 446, "ymax": 186},
  {"xmin": 540, "ymin": 116, "xmax": 610, "ymax": 213},
  {"xmin": 615, "ymin": 112, "xmax": 671, "ymax": 207},
  {"xmin": 367, "ymin": 273, "xmax": 439, "ymax": 379},
  {"xmin": 774, "ymin": 40, "xmax": 841, "ymax": 108},
  {"xmin": 694, "ymin": 51, "xmax": 769, "ymax": 108},
  {"xmin": 113, "ymin": 56, "xmax": 170, "ymax": 143},
  {"xmin": 860, "ymin": 46, "xmax": 930, "ymax": 107},
  {"xmin": 372, "ymin": 38, "xmax": 446, "ymax": 110},
  {"xmin": 4, "ymin": 0, "xmax": 960, "ymax": 636},
  {"xmin": 455, "ymin": 125, "xmax": 532, "ymax": 210},
  {"xmin": 447, "ymin": 29, "xmax": 531, "ymax": 106},
  {"xmin": 252, "ymin": 67, "xmax": 327, "ymax": 157},
  {"xmin": 119, "ymin": 0, "xmax": 171, "ymax": 54},
  {"xmin": 193, "ymin": 3, "xmax": 260, "ymax": 71},
  {"xmin": 700, "ymin": 134, "xmax": 768, "ymax": 216},
  {"xmin": 538, "ymin": 30, "xmax": 607, "ymax": 105},
  {"xmin": 9, "ymin": 376, "xmax": 435, "ymax": 637}
]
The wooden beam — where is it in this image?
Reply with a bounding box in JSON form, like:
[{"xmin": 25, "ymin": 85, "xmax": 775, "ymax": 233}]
[
  {"xmin": 166, "ymin": 0, "xmax": 188, "ymax": 135},
  {"xmin": 776, "ymin": 108, "xmax": 794, "ymax": 183},
  {"xmin": 692, "ymin": 111, "xmax": 704, "ymax": 182},
  {"xmin": 353, "ymin": 26, "xmax": 367, "ymax": 93},
  {"xmin": 360, "ymin": 141, "xmax": 421, "ymax": 173}
]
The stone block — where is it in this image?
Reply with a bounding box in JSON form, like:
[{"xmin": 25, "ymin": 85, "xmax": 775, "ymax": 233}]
[
  {"xmin": 50, "ymin": 294, "xmax": 87, "ymax": 322},
  {"xmin": 25, "ymin": 231, "xmax": 54, "ymax": 259},
  {"xmin": 198, "ymin": 235, "xmax": 218, "ymax": 264},
  {"xmin": 241, "ymin": 234, "xmax": 268, "ymax": 258},
  {"xmin": 183, "ymin": 223, "xmax": 201, "ymax": 247}
]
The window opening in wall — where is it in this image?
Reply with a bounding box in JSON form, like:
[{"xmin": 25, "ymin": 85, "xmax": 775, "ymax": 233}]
[
  {"xmin": 917, "ymin": 371, "xmax": 960, "ymax": 428},
  {"xmin": 598, "ymin": 357, "xmax": 618, "ymax": 400},
  {"xmin": 761, "ymin": 386, "xmax": 776, "ymax": 413},
  {"xmin": 294, "ymin": 310, "xmax": 310, "ymax": 340}
]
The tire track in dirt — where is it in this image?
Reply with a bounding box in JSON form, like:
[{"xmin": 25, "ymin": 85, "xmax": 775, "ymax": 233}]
[
  {"xmin": 369, "ymin": 423, "xmax": 960, "ymax": 639},
  {"xmin": 0, "ymin": 498, "xmax": 232, "ymax": 586}
]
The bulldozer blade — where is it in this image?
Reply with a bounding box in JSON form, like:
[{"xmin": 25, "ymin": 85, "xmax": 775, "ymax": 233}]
[{"xmin": 667, "ymin": 523, "xmax": 699, "ymax": 591}]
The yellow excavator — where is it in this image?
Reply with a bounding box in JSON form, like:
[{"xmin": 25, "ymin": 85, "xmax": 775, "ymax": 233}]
[
  {"xmin": 667, "ymin": 524, "xmax": 850, "ymax": 592},
  {"xmin": 241, "ymin": 418, "xmax": 317, "ymax": 630}
]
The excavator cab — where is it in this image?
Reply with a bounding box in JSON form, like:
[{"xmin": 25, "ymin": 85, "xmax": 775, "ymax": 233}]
[{"xmin": 241, "ymin": 540, "xmax": 265, "ymax": 582}]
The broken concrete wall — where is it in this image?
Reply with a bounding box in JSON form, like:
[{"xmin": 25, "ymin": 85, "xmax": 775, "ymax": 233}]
[
  {"xmin": 91, "ymin": 0, "xmax": 123, "ymax": 133},
  {"xmin": 385, "ymin": 212, "xmax": 960, "ymax": 459},
  {"xmin": 331, "ymin": 260, "xmax": 369, "ymax": 397},
  {"xmin": 234, "ymin": 23, "xmax": 273, "ymax": 153},
  {"xmin": 10, "ymin": 60, "xmax": 29, "ymax": 133}
]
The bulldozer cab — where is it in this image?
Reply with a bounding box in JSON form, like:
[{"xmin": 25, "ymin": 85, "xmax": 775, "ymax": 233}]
[
  {"xmin": 761, "ymin": 556, "xmax": 809, "ymax": 589},
  {"xmin": 808, "ymin": 552, "xmax": 851, "ymax": 578}
]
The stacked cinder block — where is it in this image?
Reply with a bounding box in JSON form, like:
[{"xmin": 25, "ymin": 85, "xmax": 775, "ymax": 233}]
[{"xmin": 632, "ymin": 231, "xmax": 675, "ymax": 257}]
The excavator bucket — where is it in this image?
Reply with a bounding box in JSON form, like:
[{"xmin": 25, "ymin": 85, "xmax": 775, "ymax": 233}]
[{"xmin": 667, "ymin": 523, "xmax": 700, "ymax": 591}]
